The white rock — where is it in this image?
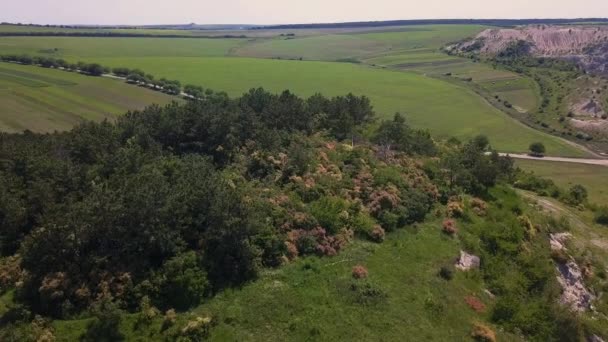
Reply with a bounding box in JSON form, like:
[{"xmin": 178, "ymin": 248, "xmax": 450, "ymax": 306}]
[{"xmin": 455, "ymin": 250, "xmax": 480, "ymax": 271}]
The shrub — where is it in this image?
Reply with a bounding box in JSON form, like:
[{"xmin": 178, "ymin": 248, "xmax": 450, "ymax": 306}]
[
  {"xmin": 470, "ymin": 198, "xmax": 487, "ymax": 216},
  {"xmin": 465, "ymin": 296, "xmax": 486, "ymax": 313},
  {"xmin": 369, "ymin": 225, "xmax": 386, "ymax": 243},
  {"xmin": 447, "ymin": 200, "xmax": 464, "ymax": 218},
  {"xmin": 310, "ymin": 196, "xmax": 349, "ymax": 234},
  {"xmin": 162, "ymin": 309, "xmax": 177, "ymax": 331},
  {"xmin": 152, "ymin": 252, "xmax": 209, "ymax": 311},
  {"xmin": 471, "ymin": 322, "xmax": 496, "ymax": 342},
  {"xmin": 594, "ymin": 206, "xmax": 608, "ymax": 225},
  {"xmin": 442, "ymin": 219, "xmax": 458, "ymax": 235},
  {"xmin": 352, "ymin": 265, "xmax": 369, "ymax": 279},
  {"xmin": 529, "ymin": 142, "xmax": 545, "ymax": 156},
  {"xmin": 349, "ymin": 280, "xmax": 387, "ymax": 305},
  {"xmin": 438, "ymin": 266, "xmax": 454, "ymax": 280},
  {"xmin": 566, "ymin": 184, "xmax": 588, "ymax": 206},
  {"xmin": 179, "ymin": 316, "xmax": 213, "ymax": 340},
  {"xmin": 80, "ymin": 300, "xmax": 124, "ymax": 342}
]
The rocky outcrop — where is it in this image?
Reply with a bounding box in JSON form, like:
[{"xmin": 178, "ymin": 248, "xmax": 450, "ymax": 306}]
[
  {"xmin": 550, "ymin": 233, "xmax": 595, "ymax": 312},
  {"xmin": 453, "ymin": 25, "xmax": 608, "ymax": 76},
  {"xmin": 455, "ymin": 250, "xmax": 480, "ymax": 271}
]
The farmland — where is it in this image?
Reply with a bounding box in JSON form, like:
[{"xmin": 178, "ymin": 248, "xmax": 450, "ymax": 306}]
[
  {"xmin": 516, "ymin": 159, "xmax": 608, "ymax": 204},
  {"xmin": 90, "ymin": 56, "xmax": 584, "ymax": 156},
  {"xmin": 0, "ymin": 24, "xmax": 585, "ymax": 155},
  {"xmin": 0, "ymin": 62, "xmax": 174, "ymax": 132}
]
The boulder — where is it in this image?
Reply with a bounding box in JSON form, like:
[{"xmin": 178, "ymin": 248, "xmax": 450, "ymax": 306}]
[{"xmin": 455, "ymin": 250, "xmax": 480, "ymax": 271}]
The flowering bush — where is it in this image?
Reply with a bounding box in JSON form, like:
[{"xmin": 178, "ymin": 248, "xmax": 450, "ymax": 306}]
[
  {"xmin": 464, "ymin": 296, "xmax": 486, "ymax": 313},
  {"xmin": 442, "ymin": 219, "xmax": 458, "ymax": 235},
  {"xmin": 352, "ymin": 265, "xmax": 369, "ymax": 279},
  {"xmin": 470, "ymin": 198, "xmax": 487, "ymax": 216},
  {"xmin": 370, "ymin": 225, "xmax": 386, "ymax": 243},
  {"xmin": 447, "ymin": 201, "xmax": 464, "ymax": 218}
]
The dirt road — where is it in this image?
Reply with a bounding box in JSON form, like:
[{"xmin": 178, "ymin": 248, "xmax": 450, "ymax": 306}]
[{"xmin": 498, "ymin": 153, "xmax": 608, "ymax": 167}]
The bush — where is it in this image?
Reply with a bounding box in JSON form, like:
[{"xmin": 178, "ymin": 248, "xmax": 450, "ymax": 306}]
[
  {"xmin": 442, "ymin": 219, "xmax": 458, "ymax": 235},
  {"xmin": 465, "ymin": 296, "xmax": 486, "ymax": 313},
  {"xmin": 369, "ymin": 225, "xmax": 386, "ymax": 243},
  {"xmin": 80, "ymin": 300, "xmax": 124, "ymax": 342},
  {"xmin": 438, "ymin": 266, "xmax": 454, "ymax": 280},
  {"xmin": 151, "ymin": 252, "xmax": 209, "ymax": 311},
  {"xmin": 352, "ymin": 265, "xmax": 369, "ymax": 279},
  {"xmin": 529, "ymin": 142, "xmax": 545, "ymax": 156},
  {"xmin": 309, "ymin": 196, "xmax": 349, "ymax": 234},
  {"xmin": 471, "ymin": 322, "xmax": 496, "ymax": 342},
  {"xmin": 447, "ymin": 200, "xmax": 464, "ymax": 218},
  {"xmin": 349, "ymin": 280, "xmax": 387, "ymax": 305},
  {"xmin": 566, "ymin": 184, "xmax": 588, "ymax": 206},
  {"xmin": 595, "ymin": 207, "xmax": 608, "ymax": 225}
]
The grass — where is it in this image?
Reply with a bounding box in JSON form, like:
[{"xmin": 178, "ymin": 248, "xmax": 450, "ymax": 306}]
[
  {"xmin": 0, "ymin": 62, "xmax": 175, "ymax": 132},
  {"xmin": 87, "ymin": 56, "xmax": 586, "ymax": 156},
  {"xmin": 516, "ymin": 159, "xmax": 608, "ymax": 204}
]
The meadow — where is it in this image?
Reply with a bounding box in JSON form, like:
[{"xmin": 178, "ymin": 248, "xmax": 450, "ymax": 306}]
[
  {"xmin": 0, "ymin": 62, "xmax": 174, "ymax": 132},
  {"xmin": 88, "ymin": 56, "xmax": 584, "ymax": 156},
  {"xmin": 516, "ymin": 159, "xmax": 608, "ymax": 204}
]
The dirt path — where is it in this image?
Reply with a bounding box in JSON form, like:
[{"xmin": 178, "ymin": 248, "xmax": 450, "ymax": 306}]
[{"xmin": 498, "ymin": 153, "xmax": 608, "ymax": 167}]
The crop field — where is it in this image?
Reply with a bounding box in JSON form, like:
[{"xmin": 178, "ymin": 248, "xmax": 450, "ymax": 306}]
[
  {"xmin": 0, "ymin": 36, "xmax": 245, "ymax": 58},
  {"xmin": 233, "ymin": 25, "xmax": 487, "ymax": 61},
  {"xmin": 0, "ymin": 62, "xmax": 174, "ymax": 132},
  {"xmin": 516, "ymin": 159, "xmax": 608, "ymax": 204},
  {"xmin": 84, "ymin": 56, "xmax": 584, "ymax": 156}
]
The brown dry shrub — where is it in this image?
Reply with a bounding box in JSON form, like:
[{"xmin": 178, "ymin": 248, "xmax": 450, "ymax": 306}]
[
  {"xmin": 352, "ymin": 265, "xmax": 369, "ymax": 279},
  {"xmin": 0, "ymin": 255, "xmax": 22, "ymax": 291},
  {"xmin": 447, "ymin": 201, "xmax": 464, "ymax": 218},
  {"xmin": 442, "ymin": 219, "xmax": 458, "ymax": 235},
  {"xmin": 39, "ymin": 272, "xmax": 69, "ymax": 302},
  {"xmin": 471, "ymin": 322, "xmax": 496, "ymax": 342},
  {"xmin": 370, "ymin": 225, "xmax": 386, "ymax": 243},
  {"xmin": 465, "ymin": 296, "xmax": 486, "ymax": 313},
  {"xmin": 367, "ymin": 186, "xmax": 401, "ymax": 215},
  {"xmin": 470, "ymin": 198, "xmax": 488, "ymax": 216}
]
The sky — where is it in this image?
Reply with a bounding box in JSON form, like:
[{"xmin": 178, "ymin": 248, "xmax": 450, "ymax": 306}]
[{"xmin": 3, "ymin": 0, "xmax": 608, "ymax": 25}]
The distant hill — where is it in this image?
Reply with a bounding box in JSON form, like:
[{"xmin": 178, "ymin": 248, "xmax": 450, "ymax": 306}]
[{"xmin": 255, "ymin": 18, "xmax": 608, "ymax": 30}]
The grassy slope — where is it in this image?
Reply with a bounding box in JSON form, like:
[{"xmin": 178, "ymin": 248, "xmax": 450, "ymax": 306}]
[
  {"xmin": 516, "ymin": 159, "xmax": 608, "ymax": 204},
  {"xmin": 51, "ymin": 217, "xmax": 520, "ymax": 341},
  {"xmin": 0, "ymin": 62, "xmax": 175, "ymax": 132},
  {"xmin": 90, "ymin": 56, "xmax": 585, "ymax": 156}
]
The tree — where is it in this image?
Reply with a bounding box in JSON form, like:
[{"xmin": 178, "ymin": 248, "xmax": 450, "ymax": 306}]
[{"xmin": 529, "ymin": 142, "xmax": 546, "ymax": 156}]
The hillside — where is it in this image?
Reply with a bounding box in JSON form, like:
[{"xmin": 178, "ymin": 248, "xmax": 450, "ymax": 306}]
[{"xmin": 0, "ymin": 88, "xmax": 607, "ymax": 341}]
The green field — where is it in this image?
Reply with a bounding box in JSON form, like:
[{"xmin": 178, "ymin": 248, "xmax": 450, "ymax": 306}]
[
  {"xmin": 516, "ymin": 159, "xmax": 608, "ymax": 204},
  {"xmin": 234, "ymin": 25, "xmax": 487, "ymax": 61},
  {"xmin": 0, "ymin": 25, "xmax": 585, "ymax": 156},
  {"xmin": 85, "ymin": 56, "xmax": 584, "ymax": 156},
  {"xmin": 0, "ymin": 62, "xmax": 175, "ymax": 132},
  {"xmin": 0, "ymin": 36, "xmax": 245, "ymax": 58}
]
